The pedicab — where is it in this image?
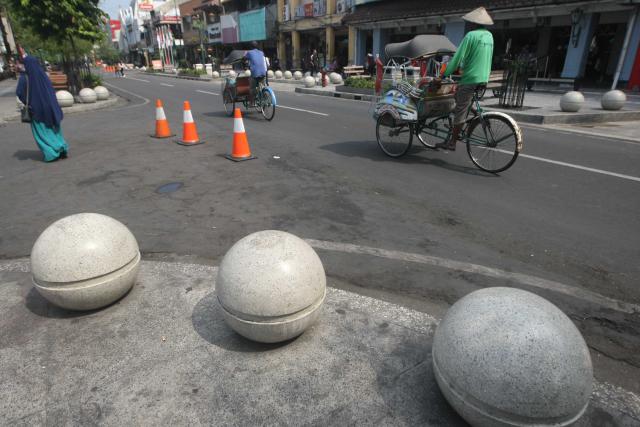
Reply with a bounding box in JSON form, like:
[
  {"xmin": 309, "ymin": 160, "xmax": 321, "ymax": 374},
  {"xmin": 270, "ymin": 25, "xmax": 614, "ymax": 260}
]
[
  {"xmin": 373, "ymin": 35, "xmax": 522, "ymax": 173},
  {"xmin": 221, "ymin": 50, "xmax": 277, "ymax": 121}
]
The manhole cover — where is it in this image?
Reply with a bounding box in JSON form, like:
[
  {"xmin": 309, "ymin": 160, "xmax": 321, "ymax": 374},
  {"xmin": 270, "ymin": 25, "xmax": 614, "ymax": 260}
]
[{"xmin": 156, "ymin": 182, "xmax": 183, "ymax": 194}]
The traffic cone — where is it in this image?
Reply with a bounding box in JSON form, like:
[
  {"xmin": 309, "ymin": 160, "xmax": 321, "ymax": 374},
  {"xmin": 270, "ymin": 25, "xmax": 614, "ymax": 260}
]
[
  {"xmin": 176, "ymin": 101, "xmax": 204, "ymax": 146},
  {"xmin": 150, "ymin": 99, "xmax": 174, "ymax": 139},
  {"xmin": 225, "ymin": 108, "xmax": 255, "ymax": 162}
]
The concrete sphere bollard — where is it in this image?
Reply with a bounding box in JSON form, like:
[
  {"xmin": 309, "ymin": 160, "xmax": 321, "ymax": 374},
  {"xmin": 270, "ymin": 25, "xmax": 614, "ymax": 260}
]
[
  {"xmin": 228, "ymin": 70, "xmax": 237, "ymax": 78},
  {"xmin": 329, "ymin": 72, "xmax": 343, "ymax": 85},
  {"xmin": 293, "ymin": 71, "xmax": 303, "ymax": 80},
  {"xmin": 79, "ymin": 88, "xmax": 97, "ymax": 103},
  {"xmin": 56, "ymin": 90, "xmax": 74, "ymax": 107},
  {"xmin": 559, "ymin": 91, "xmax": 584, "ymax": 112},
  {"xmin": 433, "ymin": 287, "xmax": 593, "ymax": 427},
  {"xmin": 267, "ymin": 70, "xmax": 275, "ymax": 79},
  {"xmin": 216, "ymin": 230, "xmax": 326, "ymax": 343},
  {"xmin": 31, "ymin": 213, "xmax": 141, "ymax": 311},
  {"xmin": 94, "ymin": 86, "xmax": 109, "ymax": 101},
  {"xmin": 243, "ymin": 69, "xmax": 252, "ymax": 77},
  {"xmin": 601, "ymin": 90, "xmax": 626, "ymax": 110},
  {"xmin": 303, "ymin": 75, "xmax": 316, "ymax": 88},
  {"xmin": 212, "ymin": 71, "xmax": 220, "ymax": 78},
  {"xmin": 284, "ymin": 70, "xmax": 293, "ymax": 79},
  {"xmin": 275, "ymin": 70, "xmax": 283, "ymax": 79}
]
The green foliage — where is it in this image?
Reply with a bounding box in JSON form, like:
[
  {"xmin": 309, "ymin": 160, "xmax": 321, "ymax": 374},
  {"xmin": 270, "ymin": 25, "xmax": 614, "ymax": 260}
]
[
  {"xmin": 7, "ymin": 0, "xmax": 106, "ymax": 45},
  {"xmin": 94, "ymin": 36, "xmax": 119, "ymax": 64},
  {"xmin": 344, "ymin": 76, "xmax": 375, "ymax": 89},
  {"xmin": 82, "ymin": 73, "xmax": 102, "ymax": 87},
  {"xmin": 178, "ymin": 68, "xmax": 207, "ymax": 77}
]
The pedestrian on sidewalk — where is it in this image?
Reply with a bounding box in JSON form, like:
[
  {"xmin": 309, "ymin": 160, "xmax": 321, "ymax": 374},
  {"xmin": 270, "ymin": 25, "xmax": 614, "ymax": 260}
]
[{"xmin": 16, "ymin": 56, "xmax": 68, "ymax": 162}]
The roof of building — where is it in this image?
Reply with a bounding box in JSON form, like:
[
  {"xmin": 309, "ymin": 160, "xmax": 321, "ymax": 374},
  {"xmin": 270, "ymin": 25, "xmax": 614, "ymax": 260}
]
[{"xmin": 342, "ymin": 0, "xmax": 589, "ymax": 24}]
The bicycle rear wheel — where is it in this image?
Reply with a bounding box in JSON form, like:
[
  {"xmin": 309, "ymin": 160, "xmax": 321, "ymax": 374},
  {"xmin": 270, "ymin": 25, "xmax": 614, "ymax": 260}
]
[
  {"xmin": 376, "ymin": 113, "xmax": 413, "ymax": 158},
  {"xmin": 417, "ymin": 116, "xmax": 451, "ymax": 149},
  {"xmin": 260, "ymin": 88, "xmax": 275, "ymax": 121},
  {"xmin": 466, "ymin": 113, "xmax": 520, "ymax": 173}
]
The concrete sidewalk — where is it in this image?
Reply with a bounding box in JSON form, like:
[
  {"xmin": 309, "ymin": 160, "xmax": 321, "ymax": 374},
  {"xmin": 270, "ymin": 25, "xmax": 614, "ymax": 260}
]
[{"xmin": 1, "ymin": 259, "xmax": 638, "ymax": 425}]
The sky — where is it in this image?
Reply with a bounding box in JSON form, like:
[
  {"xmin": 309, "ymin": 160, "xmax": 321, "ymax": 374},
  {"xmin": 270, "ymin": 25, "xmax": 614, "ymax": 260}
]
[{"xmin": 100, "ymin": 0, "xmax": 124, "ymax": 20}]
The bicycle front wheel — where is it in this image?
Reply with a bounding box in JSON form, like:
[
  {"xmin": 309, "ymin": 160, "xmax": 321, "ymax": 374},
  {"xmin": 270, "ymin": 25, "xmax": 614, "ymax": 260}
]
[
  {"xmin": 376, "ymin": 113, "xmax": 413, "ymax": 158},
  {"xmin": 417, "ymin": 116, "xmax": 451, "ymax": 149},
  {"xmin": 466, "ymin": 113, "xmax": 520, "ymax": 173},
  {"xmin": 260, "ymin": 88, "xmax": 276, "ymax": 121}
]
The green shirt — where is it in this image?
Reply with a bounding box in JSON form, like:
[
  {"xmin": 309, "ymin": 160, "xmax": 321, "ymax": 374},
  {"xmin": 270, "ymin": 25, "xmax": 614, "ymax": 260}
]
[{"xmin": 444, "ymin": 29, "xmax": 494, "ymax": 85}]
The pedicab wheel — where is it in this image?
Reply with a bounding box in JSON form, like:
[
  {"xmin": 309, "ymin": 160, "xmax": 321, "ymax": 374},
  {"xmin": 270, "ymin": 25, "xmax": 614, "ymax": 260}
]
[
  {"xmin": 466, "ymin": 113, "xmax": 520, "ymax": 173},
  {"xmin": 260, "ymin": 88, "xmax": 276, "ymax": 121},
  {"xmin": 417, "ymin": 116, "xmax": 450, "ymax": 149},
  {"xmin": 376, "ymin": 113, "xmax": 413, "ymax": 158},
  {"xmin": 223, "ymin": 88, "xmax": 235, "ymax": 117}
]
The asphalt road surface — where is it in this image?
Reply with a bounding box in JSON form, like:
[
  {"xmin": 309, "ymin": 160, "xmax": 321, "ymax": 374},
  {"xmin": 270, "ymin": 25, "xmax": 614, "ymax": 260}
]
[{"xmin": 1, "ymin": 71, "xmax": 639, "ymax": 399}]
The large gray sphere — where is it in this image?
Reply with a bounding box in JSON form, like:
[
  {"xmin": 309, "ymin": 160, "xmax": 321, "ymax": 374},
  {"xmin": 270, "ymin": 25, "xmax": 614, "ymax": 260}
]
[
  {"xmin": 601, "ymin": 90, "xmax": 626, "ymax": 110},
  {"xmin": 31, "ymin": 213, "xmax": 140, "ymax": 311},
  {"xmin": 56, "ymin": 90, "xmax": 74, "ymax": 107},
  {"xmin": 94, "ymin": 86, "xmax": 109, "ymax": 101},
  {"xmin": 284, "ymin": 70, "xmax": 293, "ymax": 79},
  {"xmin": 433, "ymin": 287, "xmax": 593, "ymax": 427},
  {"xmin": 212, "ymin": 71, "xmax": 220, "ymax": 78},
  {"xmin": 79, "ymin": 88, "xmax": 97, "ymax": 103},
  {"xmin": 329, "ymin": 72, "xmax": 343, "ymax": 85},
  {"xmin": 559, "ymin": 91, "xmax": 584, "ymax": 112},
  {"xmin": 303, "ymin": 75, "xmax": 316, "ymax": 88},
  {"xmin": 293, "ymin": 71, "xmax": 303, "ymax": 80},
  {"xmin": 267, "ymin": 70, "xmax": 275, "ymax": 79},
  {"xmin": 275, "ymin": 70, "xmax": 283, "ymax": 79},
  {"xmin": 216, "ymin": 230, "xmax": 326, "ymax": 343}
]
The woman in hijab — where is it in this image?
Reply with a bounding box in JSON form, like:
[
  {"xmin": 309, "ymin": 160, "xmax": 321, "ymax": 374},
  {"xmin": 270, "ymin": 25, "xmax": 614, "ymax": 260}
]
[{"xmin": 16, "ymin": 56, "xmax": 68, "ymax": 162}]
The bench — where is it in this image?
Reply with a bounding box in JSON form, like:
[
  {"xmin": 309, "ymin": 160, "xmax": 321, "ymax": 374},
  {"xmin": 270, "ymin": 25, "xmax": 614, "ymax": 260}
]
[
  {"xmin": 48, "ymin": 71, "xmax": 68, "ymax": 91},
  {"xmin": 343, "ymin": 65, "xmax": 367, "ymax": 78}
]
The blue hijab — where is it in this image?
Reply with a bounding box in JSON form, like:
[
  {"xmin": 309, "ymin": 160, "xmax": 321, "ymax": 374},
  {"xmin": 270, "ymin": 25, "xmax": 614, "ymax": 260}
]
[{"xmin": 16, "ymin": 56, "xmax": 64, "ymax": 129}]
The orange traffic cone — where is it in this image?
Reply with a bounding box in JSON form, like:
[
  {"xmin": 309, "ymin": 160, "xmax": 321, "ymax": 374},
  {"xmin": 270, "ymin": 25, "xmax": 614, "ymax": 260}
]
[
  {"xmin": 151, "ymin": 99, "xmax": 175, "ymax": 139},
  {"xmin": 176, "ymin": 101, "xmax": 204, "ymax": 146},
  {"xmin": 226, "ymin": 108, "xmax": 255, "ymax": 162}
]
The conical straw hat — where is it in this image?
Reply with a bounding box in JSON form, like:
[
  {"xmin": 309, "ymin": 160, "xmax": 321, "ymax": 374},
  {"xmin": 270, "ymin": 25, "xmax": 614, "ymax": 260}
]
[{"xmin": 462, "ymin": 7, "xmax": 494, "ymax": 26}]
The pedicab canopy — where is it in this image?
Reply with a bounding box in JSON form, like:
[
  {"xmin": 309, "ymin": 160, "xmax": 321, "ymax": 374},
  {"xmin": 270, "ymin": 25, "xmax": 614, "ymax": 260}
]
[
  {"xmin": 384, "ymin": 35, "xmax": 457, "ymax": 60},
  {"xmin": 223, "ymin": 50, "xmax": 249, "ymax": 65}
]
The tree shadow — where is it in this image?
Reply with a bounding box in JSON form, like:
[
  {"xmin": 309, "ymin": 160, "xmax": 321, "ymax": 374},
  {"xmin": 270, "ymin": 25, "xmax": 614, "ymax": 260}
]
[
  {"xmin": 13, "ymin": 149, "xmax": 43, "ymax": 162},
  {"xmin": 191, "ymin": 291, "xmax": 298, "ymax": 353},
  {"xmin": 320, "ymin": 141, "xmax": 498, "ymax": 177}
]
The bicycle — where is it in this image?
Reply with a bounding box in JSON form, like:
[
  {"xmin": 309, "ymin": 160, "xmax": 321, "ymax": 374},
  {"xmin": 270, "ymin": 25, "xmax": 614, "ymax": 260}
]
[
  {"xmin": 223, "ymin": 75, "xmax": 276, "ymax": 121},
  {"xmin": 376, "ymin": 85, "xmax": 523, "ymax": 173}
]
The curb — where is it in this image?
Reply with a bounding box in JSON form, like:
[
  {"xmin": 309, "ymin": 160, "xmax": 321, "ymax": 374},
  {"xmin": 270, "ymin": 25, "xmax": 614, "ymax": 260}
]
[
  {"xmin": 295, "ymin": 87, "xmax": 375, "ymax": 102},
  {"xmin": 144, "ymin": 72, "xmax": 212, "ymax": 82},
  {"xmin": 0, "ymin": 95, "xmax": 121, "ymax": 123}
]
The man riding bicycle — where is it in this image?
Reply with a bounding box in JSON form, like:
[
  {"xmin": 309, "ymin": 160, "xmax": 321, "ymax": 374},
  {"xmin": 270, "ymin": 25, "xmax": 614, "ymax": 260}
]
[
  {"xmin": 435, "ymin": 7, "xmax": 494, "ymax": 151},
  {"xmin": 244, "ymin": 41, "xmax": 268, "ymax": 105}
]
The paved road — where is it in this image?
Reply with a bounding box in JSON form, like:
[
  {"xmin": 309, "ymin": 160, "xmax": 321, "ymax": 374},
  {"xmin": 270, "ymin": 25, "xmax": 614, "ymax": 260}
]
[{"xmin": 1, "ymin": 71, "xmax": 639, "ymax": 396}]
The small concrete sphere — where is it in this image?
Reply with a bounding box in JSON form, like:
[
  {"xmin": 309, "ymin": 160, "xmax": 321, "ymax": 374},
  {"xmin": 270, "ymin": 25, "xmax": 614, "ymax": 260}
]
[
  {"xmin": 329, "ymin": 72, "xmax": 343, "ymax": 84},
  {"xmin": 303, "ymin": 75, "xmax": 316, "ymax": 88},
  {"xmin": 559, "ymin": 91, "xmax": 584, "ymax": 112},
  {"xmin": 316, "ymin": 72, "xmax": 322, "ymax": 79},
  {"xmin": 216, "ymin": 230, "xmax": 326, "ymax": 343},
  {"xmin": 293, "ymin": 71, "xmax": 303, "ymax": 80},
  {"xmin": 242, "ymin": 69, "xmax": 251, "ymax": 77},
  {"xmin": 275, "ymin": 70, "xmax": 283, "ymax": 79},
  {"xmin": 212, "ymin": 71, "xmax": 220, "ymax": 78},
  {"xmin": 284, "ymin": 70, "xmax": 293, "ymax": 79},
  {"xmin": 432, "ymin": 287, "xmax": 593, "ymax": 427},
  {"xmin": 228, "ymin": 70, "xmax": 237, "ymax": 78},
  {"xmin": 31, "ymin": 213, "xmax": 140, "ymax": 311},
  {"xmin": 79, "ymin": 88, "xmax": 97, "ymax": 103},
  {"xmin": 56, "ymin": 90, "xmax": 74, "ymax": 108},
  {"xmin": 267, "ymin": 69, "xmax": 275, "ymax": 79},
  {"xmin": 601, "ymin": 90, "xmax": 626, "ymax": 110},
  {"xmin": 94, "ymin": 86, "xmax": 109, "ymax": 101}
]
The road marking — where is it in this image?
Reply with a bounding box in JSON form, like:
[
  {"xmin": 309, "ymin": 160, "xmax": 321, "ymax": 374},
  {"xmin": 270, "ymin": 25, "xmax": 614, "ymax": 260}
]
[
  {"xmin": 123, "ymin": 76, "xmax": 150, "ymax": 83},
  {"xmin": 160, "ymin": 83, "xmax": 174, "ymax": 87},
  {"xmin": 305, "ymin": 239, "xmax": 640, "ymax": 314},
  {"xmin": 278, "ymin": 105, "xmax": 329, "ymax": 116},
  {"xmin": 196, "ymin": 90, "xmax": 220, "ymax": 96},
  {"xmin": 520, "ymin": 123, "xmax": 640, "ymax": 145},
  {"xmin": 102, "ymin": 82, "xmax": 150, "ymax": 109},
  {"xmin": 512, "ymin": 151, "xmax": 640, "ymax": 183}
]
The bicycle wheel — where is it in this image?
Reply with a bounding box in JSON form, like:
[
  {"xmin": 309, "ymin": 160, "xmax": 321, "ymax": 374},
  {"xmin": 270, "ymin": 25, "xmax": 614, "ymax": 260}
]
[
  {"xmin": 417, "ymin": 116, "xmax": 450, "ymax": 149},
  {"xmin": 260, "ymin": 88, "xmax": 275, "ymax": 121},
  {"xmin": 466, "ymin": 113, "xmax": 520, "ymax": 173},
  {"xmin": 376, "ymin": 113, "xmax": 413, "ymax": 158},
  {"xmin": 223, "ymin": 88, "xmax": 235, "ymax": 117}
]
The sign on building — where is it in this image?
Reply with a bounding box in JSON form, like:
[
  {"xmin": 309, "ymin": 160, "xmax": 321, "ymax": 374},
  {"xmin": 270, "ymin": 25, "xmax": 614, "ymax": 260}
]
[
  {"xmin": 221, "ymin": 12, "xmax": 239, "ymax": 43},
  {"xmin": 139, "ymin": 0, "xmax": 153, "ymax": 11},
  {"xmin": 207, "ymin": 23, "xmax": 222, "ymax": 43},
  {"xmin": 239, "ymin": 8, "xmax": 266, "ymax": 42}
]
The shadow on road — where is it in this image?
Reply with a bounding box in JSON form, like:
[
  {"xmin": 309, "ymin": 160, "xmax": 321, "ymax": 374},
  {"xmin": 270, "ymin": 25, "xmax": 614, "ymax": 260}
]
[
  {"xmin": 13, "ymin": 149, "xmax": 42, "ymax": 162},
  {"xmin": 320, "ymin": 141, "xmax": 497, "ymax": 177}
]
